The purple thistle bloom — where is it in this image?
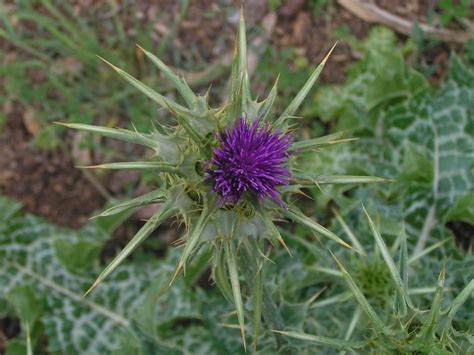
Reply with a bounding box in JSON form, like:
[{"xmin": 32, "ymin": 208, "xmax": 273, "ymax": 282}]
[{"xmin": 206, "ymin": 117, "xmax": 292, "ymax": 206}]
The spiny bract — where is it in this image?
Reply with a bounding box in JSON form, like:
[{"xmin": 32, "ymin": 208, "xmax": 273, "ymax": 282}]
[{"xmin": 60, "ymin": 10, "xmax": 387, "ymax": 350}]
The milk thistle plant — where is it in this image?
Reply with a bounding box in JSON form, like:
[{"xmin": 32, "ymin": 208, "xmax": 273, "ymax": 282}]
[
  {"xmin": 280, "ymin": 209, "xmax": 474, "ymax": 353},
  {"xmin": 60, "ymin": 11, "xmax": 387, "ymax": 350}
]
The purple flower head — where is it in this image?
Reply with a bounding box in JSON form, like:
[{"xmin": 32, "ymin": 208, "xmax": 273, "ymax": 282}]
[{"xmin": 206, "ymin": 117, "xmax": 292, "ymax": 206}]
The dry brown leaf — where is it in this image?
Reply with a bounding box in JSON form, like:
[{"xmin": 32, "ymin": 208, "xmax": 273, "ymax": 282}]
[{"xmin": 22, "ymin": 107, "xmax": 42, "ymax": 136}]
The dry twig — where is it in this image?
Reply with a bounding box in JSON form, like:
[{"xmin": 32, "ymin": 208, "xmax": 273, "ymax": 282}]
[{"xmin": 338, "ymin": 0, "xmax": 474, "ymax": 44}]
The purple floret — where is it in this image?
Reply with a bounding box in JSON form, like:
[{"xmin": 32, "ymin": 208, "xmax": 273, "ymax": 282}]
[{"xmin": 206, "ymin": 117, "xmax": 292, "ymax": 206}]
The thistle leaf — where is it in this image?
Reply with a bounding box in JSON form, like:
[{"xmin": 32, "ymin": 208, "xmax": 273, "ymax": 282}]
[
  {"xmin": 344, "ymin": 306, "xmax": 363, "ymax": 342},
  {"xmin": 363, "ymin": 206, "xmax": 412, "ymax": 310},
  {"xmin": 84, "ymin": 202, "xmax": 176, "ymax": 296},
  {"xmin": 0, "ymin": 196, "xmax": 223, "ymax": 354},
  {"xmin": 272, "ymin": 330, "xmax": 365, "ymax": 350},
  {"xmin": 213, "ymin": 248, "xmax": 234, "ymax": 303},
  {"xmin": 54, "ymin": 122, "xmax": 159, "ymax": 150},
  {"xmin": 229, "ymin": 7, "xmax": 250, "ymax": 120},
  {"xmin": 398, "ymin": 226, "xmax": 409, "ymax": 314},
  {"xmin": 447, "ymin": 279, "xmax": 474, "ymax": 320},
  {"xmin": 310, "ymin": 291, "xmax": 353, "ymax": 309},
  {"xmin": 274, "ymin": 42, "xmax": 337, "ymax": 128},
  {"xmin": 332, "ymin": 209, "xmax": 365, "ymax": 254},
  {"xmin": 408, "ymin": 238, "xmax": 449, "ymax": 265},
  {"xmin": 78, "ymin": 161, "xmax": 182, "ymax": 175},
  {"xmin": 94, "ymin": 190, "xmax": 167, "ymax": 218},
  {"xmin": 309, "ymin": 265, "xmax": 343, "ymax": 278},
  {"xmin": 252, "ymin": 265, "xmax": 263, "ymax": 352},
  {"xmin": 98, "ymin": 56, "xmax": 189, "ymax": 114},
  {"xmin": 137, "ymin": 44, "xmax": 196, "ymax": 107},
  {"xmin": 229, "ymin": 49, "xmax": 243, "ymax": 120},
  {"xmin": 258, "ymin": 209, "xmax": 292, "ymax": 255},
  {"xmin": 238, "ymin": 7, "xmax": 250, "ymax": 104},
  {"xmin": 225, "ymin": 240, "xmax": 246, "ymax": 351},
  {"xmin": 293, "ymin": 174, "xmax": 391, "ymax": 186},
  {"xmin": 418, "ymin": 265, "xmax": 446, "ymax": 338},
  {"xmin": 281, "ymin": 206, "xmax": 354, "ymax": 251},
  {"xmin": 259, "ymin": 75, "xmax": 279, "ymax": 122},
  {"xmin": 290, "ymin": 131, "xmax": 356, "ymax": 152},
  {"xmin": 177, "ymin": 196, "xmax": 217, "ymax": 274}
]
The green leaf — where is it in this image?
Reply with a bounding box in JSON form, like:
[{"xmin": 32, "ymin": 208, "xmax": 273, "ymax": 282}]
[
  {"xmin": 398, "ymin": 227, "xmax": 409, "ymax": 315},
  {"xmin": 237, "ymin": 8, "xmax": 250, "ymax": 105},
  {"xmin": 229, "ymin": 49, "xmax": 243, "ymax": 121},
  {"xmin": 408, "ymin": 239, "xmax": 449, "ymax": 265},
  {"xmin": 54, "ymin": 239, "xmax": 101, "ymax": 274},
  {"xmin": 175, "ymin": 196, "xmax": 217, "ymax": 276},
  {"xmin": 78, "ymin": 161, "xmax": 183, "ymax": 175},
  {"xmin": 5, "ymin": 284, "xmax": 43, "ymax": 327},
  {"xmin": 309, "ymin": 50, "xmax": 473, "ymax": 255},
  {"xmin": 225, "ymin": 240, "xmax": 246, "ymax": 351},
  {"xmin": 344, "ymin": 306, "xmax": 363, "ymax": 342},
  {"xmin": 290, "ymin": 131, "xmax": 356, "ymax": 152},
  {"xmin": 95, "ymin": 190, "xmax": 166, "ymax": 218},
  {"xmin": 55, "ymin": 122, "xmax": 160, "ymax": 150},
  {"xmin": 5, "ymin": 338, "xmax": 28, "ymax": 355},
  {"xmin": 98, "ymin": 56, "xmax": 189, "ymax": 114},
  {"xmin": 273, "ymin": 330, "xmax": 365, "ymax": 350},
  {"xmin": 259, "ymin": 76, "xmax": 278, "ymax": 122},
  {"xmin": 1, "ymin": 195, "xmax": 230, "ymax": 354},
  {"xmin": 84, "ymin": 201, "xmax": 176, "ymax": 296},
  {"xmin": 213, "ymin": 247, "xmax": 234, "ymax": 303},
  {"xmin": 310, "ymin": 291, "xmax": 353, "ymax": 309},
  {"xmin": 385, "ymin": 56, "xmax": 473, "ymax": 253},
  {"xmin": 443, "ymin": 192, "xmax": 474, "ymax": 225},
  {"xmin": 292, "ymin": 174, "xmax": 390, "ymax": 186},
  {"xmin": 279, "ymin": 300, "xmax": 308, "ymax": 331},
  {"xmin": 0, "ymin": 196, "xmax": 22, "ymax": 224},
  {"xmin": 258, "ymin": 208, "xmax": 291, "ymax": 255},
  {"xmin": 137, "ymin": 45, "xmax": 196, "ymax": 107},
  {"xmin": 280, "ymin": 206, "xmax": 354, "ymax": 250},
  {"xmin": 397, "ymin": 144, "xmax": 433, "ymax": 184},
  {"xmin": 252, "ymin": 265, "xmax": 263, "ymax": 352},
  {"xmin": 363, "ymin": 206, "xmax": 412, "ymax": 310},
  {"xmin": 133, "ymin": 271, "xmax": 201, "ymax": 339},
  {"xmin": 333, "ymin": 209, "xmax": 365, "ymax": 254},
  {"xmin": 447, "ymin": 279, "xmax": 474, "ymax": 320},
  {"xmin": 418, "ymin": 265, "xmax": 446, "ymax": 339},
  {"xmin": 273, "ymin": 43, "xmax": 336, "ymax": 128}
]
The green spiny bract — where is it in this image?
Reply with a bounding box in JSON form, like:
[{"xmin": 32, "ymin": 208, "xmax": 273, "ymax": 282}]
[
  {"xmin": 60, "ymin": 11, "xmax": 387, "ymax": 350},
  {"xmin": 279, "ymin": 209, "xmax": 474, "ymax": 353}
]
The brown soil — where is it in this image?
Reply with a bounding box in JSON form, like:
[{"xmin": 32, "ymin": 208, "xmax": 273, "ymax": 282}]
[
  {"xmin": 273, "ymin": 2, "xmax": 371, "ymax": 84},
  {"xmin": 271, "ymin": 0, "xmax": 464, "ymax": 84},
  {"xmin": 0, "ymin": 104, "xmax": 104, "ymax": 228}
]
